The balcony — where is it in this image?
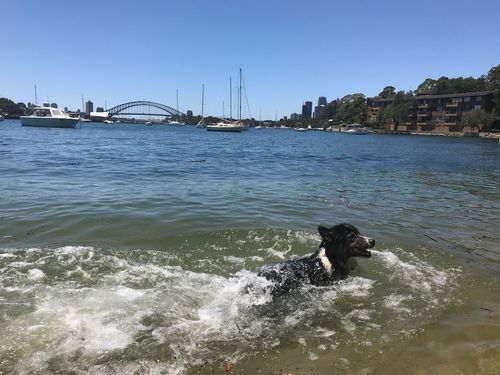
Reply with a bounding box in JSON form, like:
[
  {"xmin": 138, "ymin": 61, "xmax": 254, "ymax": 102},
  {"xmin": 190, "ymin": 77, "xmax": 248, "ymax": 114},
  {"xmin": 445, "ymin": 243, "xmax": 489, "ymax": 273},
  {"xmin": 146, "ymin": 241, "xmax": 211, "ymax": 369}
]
[
  {"xmin": 418, "ymin": 104, "xmax": 428, "ymax": 109},
  {"xmin": 445, "ymin": 112, "xmax": 457, "ymax": 116},
  {"xmin": 446, "ymin": 103, "xmax": 459, "ymax": 108}
]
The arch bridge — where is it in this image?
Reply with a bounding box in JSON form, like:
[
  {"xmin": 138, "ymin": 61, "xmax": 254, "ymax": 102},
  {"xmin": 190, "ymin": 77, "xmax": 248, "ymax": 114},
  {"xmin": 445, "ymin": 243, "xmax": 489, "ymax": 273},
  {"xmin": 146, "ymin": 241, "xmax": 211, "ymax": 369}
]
[{"xmin": 106, "ymin": 101, "xmax": 184, "ymax": 118}]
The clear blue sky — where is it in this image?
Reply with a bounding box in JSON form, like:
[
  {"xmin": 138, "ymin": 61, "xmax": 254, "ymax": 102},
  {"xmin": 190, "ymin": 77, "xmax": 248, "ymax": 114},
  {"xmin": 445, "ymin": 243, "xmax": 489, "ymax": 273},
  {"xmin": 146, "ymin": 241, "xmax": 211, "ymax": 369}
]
[{"xmin": 1, "ymin": 0, "xmax": 499, "ymax": 120}]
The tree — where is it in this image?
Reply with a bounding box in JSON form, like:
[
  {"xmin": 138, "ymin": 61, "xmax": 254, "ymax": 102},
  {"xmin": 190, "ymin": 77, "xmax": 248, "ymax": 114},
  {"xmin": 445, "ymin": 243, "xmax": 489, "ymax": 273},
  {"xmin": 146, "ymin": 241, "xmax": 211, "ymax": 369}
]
[
  {"xmin": 417, "ymin": 78, "xmax": 436, "ymax": 92},
  {"xmin": 460, "ymin": 109, "xmax": 494, "ymax": 133},
  {"xmin": 486, "ymin": 64, "xmax": 500, "ymax": 117},
  {"xmin": 0, "ymin": 98, "xmax": 24, "ymax": 116},
  {"xmin": 378, "ymin": 86, "xmax": 396, "ymax": 98},
  {"xmin": 334, "ymin": 94, "xmax": 367, "ymax": 124},
  {"xmin": 377, "ymin": 91, "xmax": 416, "ymax": 126}
]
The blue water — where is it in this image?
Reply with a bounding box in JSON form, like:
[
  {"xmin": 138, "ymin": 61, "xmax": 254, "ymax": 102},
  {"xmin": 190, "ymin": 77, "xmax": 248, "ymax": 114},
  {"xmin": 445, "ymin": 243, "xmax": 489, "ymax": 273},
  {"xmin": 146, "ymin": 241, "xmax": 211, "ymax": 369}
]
[{"xmin": 0, "ymin": 120, "xmax": 499, "ymax": 374}]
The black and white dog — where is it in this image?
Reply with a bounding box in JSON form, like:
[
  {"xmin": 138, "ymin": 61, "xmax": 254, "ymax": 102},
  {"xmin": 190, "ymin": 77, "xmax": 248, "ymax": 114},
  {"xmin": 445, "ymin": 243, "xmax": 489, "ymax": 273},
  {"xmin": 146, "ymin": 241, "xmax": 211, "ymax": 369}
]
[{"xmin": 258, "ymin": 223, "xmax": 375, "ymax": 295}]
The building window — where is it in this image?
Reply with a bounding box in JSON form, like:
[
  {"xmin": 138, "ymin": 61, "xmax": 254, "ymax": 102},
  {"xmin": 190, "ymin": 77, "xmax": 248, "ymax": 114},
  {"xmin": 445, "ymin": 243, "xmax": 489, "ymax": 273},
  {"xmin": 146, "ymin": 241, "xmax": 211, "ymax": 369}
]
[
  {"xmin": 464, "ymin": 96, "xmax": 471, "ymax": 102},
  {"xmin": 474, "ymin": 104, "xmax": 482, "ymax": 110},
  {"xmin": 452, "ymin": 97, "xmax": 462, "ymax": 103},
  {"xmin": 436, "ymin": 106, "xmax": 443, "ymax": 112},
  {"xmin": 475, "ymin": 96, "xmax": 481, "ymax": 102}
]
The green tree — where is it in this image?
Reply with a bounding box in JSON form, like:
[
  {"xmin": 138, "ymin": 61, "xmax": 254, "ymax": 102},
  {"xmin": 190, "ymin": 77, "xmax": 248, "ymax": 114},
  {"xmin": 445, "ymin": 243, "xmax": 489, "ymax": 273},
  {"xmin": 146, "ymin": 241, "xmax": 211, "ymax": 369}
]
[
  {"xmin": 417, "ymin": 78, "xmax": 436, "ymax": 92},
  {"xmin": 0, "ymin": 98, "xmax": 24, "ymax": 116},
  {"xmin": 460, "ymin": 109, "xmax": 493, "ymax": 132},
  {"xmin": 378, "ymin": 86, "xmax": 396, "ymax": 98},
  {"xmin": 486, "ymin": 64, "xmax": 500, "ymax": 117},
  {"xmin": 334, "ymin": 93, "xmax": 367, "ymax": 124},
  {"xmin": 377, "ymin": 91, "xmax": 416, "ymax": 126}
]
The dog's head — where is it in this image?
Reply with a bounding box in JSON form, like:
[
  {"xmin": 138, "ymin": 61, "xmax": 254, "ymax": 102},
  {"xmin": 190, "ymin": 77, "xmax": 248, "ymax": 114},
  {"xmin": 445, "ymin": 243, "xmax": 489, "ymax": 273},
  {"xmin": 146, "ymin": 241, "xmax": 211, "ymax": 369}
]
[{"xmin": 318, "ymin": 223, "xmax": 375, "ymax": 260}]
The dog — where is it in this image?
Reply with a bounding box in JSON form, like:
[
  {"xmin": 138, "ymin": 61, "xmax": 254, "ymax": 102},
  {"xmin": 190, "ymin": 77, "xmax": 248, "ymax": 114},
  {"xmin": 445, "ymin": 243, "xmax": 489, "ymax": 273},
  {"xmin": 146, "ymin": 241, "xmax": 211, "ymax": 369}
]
[{"xmin": 258, "ymin": 223, "xmax": 375, "ymax": 295}]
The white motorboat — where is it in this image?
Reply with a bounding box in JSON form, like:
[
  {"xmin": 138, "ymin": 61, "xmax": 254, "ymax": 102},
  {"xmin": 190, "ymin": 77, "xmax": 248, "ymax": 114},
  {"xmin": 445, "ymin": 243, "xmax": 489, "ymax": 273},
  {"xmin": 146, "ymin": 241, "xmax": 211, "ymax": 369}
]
[
  {"xmin": 343, "ymin": 123, "xmax": 368, "ymax": 135},
  {"xmin": 0, "ymin": 115, "xmax": 4, "ymax": 121},
  {"xmin": 103, "ymin": 119, "xmax": 114, "ymax": 125},
  {"xmin": 20, "ymin": 106, "xmax": 79, "ymax": 128},
  {"xmin": 168, "ymin": 120, "xmax": 185, "ymax": 126}
]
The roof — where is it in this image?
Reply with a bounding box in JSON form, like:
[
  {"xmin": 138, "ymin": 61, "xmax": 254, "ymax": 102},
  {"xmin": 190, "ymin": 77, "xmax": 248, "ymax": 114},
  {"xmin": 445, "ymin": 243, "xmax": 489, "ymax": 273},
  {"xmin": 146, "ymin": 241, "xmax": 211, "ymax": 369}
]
[
  {"xmin": 414, "ymin": 91, "xmax": 494, "ymax": 100},
  {"xmin": 368, "ymin": 90, "xmax": 494, "ymax": 102}
]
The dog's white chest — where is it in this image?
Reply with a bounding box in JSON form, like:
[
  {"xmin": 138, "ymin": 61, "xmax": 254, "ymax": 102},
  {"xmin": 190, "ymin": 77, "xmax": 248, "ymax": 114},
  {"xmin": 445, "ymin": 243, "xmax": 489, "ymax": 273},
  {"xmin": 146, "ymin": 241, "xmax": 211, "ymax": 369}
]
[{"xmin": 319, "ymin": 248, "xmax": 333, "ymax": 276}]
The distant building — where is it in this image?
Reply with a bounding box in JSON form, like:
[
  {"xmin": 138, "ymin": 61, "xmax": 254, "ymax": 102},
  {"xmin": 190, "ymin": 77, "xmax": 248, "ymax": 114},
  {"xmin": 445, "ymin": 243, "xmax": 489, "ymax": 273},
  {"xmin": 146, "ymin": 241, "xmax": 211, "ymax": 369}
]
[
  {"xmin": 290, "ymin": 113, "xmax": 301, "ymax": 120},
  {"xmin": 186, "ymin": 110, "xmax": 193, "ymax": 117},
  {"xmin": 85, "ymin": 100, "xmax": 94, "ymax": 115},
  {"xmin": 96, "ymin": 107, "xmax": 105, "ymax": 112},
  {"xmin": 302, "ymin": 101, "xmax": 312, "ymax": 119},
  {"xmin": 367, "ymin": 90, "xmax": 494, "ymax": 132},
  {"xmin": 314, "ymin": 105, "xmax": 326, "ymax": 120},
  {"xmin": 318, "ymin": 96, "xmax": 327, "ymax": 106}
]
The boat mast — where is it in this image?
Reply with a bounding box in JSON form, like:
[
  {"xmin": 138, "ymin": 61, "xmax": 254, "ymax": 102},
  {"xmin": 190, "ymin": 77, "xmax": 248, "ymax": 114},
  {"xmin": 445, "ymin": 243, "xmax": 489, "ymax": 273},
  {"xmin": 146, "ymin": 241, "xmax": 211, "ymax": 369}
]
[
  {"xmin": 239, "ymin": 68, "xmax": 242, "ymax": 121},
  {"xmin": 229, "ymin": 77, "xmax": 232, "ymax": 120},
  {"xmin": 34, "ymin": 85, "xmax": 38, "ymax": 105},
  {"xmin": 201, "ymin": 84, "xmax": 204, "ymax": 118},
  {"xmin": 176, "ymin": 89, "xmax": 179, "ymax": 113}
]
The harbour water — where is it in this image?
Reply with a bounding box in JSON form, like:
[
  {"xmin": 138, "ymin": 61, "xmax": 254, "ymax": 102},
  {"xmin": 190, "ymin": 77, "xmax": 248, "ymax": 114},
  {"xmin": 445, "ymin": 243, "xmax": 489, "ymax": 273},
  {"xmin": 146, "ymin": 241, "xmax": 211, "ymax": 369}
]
[{"xmin": 0, "ymin": 120, "xmax": 499, "ymax": 374}]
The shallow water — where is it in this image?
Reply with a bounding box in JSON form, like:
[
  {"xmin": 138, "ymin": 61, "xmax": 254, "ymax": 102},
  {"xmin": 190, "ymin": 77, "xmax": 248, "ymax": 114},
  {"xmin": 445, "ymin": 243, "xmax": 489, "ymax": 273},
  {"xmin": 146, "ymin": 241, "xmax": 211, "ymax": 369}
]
[{"xmin": 0, "ymin": 121, "xmax": 499, "ymax": 374}]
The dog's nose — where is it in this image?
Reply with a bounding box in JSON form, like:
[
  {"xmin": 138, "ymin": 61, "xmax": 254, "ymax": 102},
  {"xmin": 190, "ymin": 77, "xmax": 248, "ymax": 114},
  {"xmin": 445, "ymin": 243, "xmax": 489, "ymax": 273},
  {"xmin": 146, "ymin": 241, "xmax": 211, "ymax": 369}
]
[{"xmin": 369, "ymin": 239, "xmax": 375, "ymax": 247}]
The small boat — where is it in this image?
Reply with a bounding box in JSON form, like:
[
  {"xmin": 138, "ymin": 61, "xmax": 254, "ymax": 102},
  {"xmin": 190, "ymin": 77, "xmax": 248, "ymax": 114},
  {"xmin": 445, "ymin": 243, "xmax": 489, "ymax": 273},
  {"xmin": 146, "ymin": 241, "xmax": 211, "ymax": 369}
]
[
  {"xmin": 0, "ymin": 115, "xmax": 4, "ymax": 121},
  {"xmin": 20, "ymin": 106, "xmax": 79, "ymax": 128},
  {"xmin": 295, "ymin": 127, "xmax": 307, "ymax": 132},
  {"xmin": 145, "ymin": 121, "xmax": 153, "ymax": 126},
  {"xmin": 103, "ymin": 119, "xmax": 114, "ymax": 125},
  {"xmin": 79, "ymin": 118, "xmax": 91, "ymax": 123},
  {"xmin": 207, "ymin": 120, "xmax": 244, "ymax": 132},
  {"xmin": 343, "ymin": 124, "xmax": 368, "ymax": 135},
  {"xmin": 168, "ymin": 120, "xmax": 184, "ymax": 126}
]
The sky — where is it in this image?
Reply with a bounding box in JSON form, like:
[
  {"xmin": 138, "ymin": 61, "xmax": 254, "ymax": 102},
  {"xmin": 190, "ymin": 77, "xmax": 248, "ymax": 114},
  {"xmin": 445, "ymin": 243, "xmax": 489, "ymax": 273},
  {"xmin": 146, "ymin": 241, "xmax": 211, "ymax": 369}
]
[{"xmin": 1, "ymin": 0, "xmax": 499, "ymax": 120}]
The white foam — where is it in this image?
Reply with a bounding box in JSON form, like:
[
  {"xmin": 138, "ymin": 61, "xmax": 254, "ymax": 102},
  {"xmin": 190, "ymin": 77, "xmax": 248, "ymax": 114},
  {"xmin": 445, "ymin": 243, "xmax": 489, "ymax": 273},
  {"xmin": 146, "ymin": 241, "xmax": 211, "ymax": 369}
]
[
  {"xmin": 27, "ymin": 268, "xmax": 45, "ymax": 280},
  {"xmin": 0, "ymin": 244, "xmax": 464, "ymax": 374},
  {"xmin": 265, "ymin": 245, "xmax": 291, "ymax": 259},
  {"xmin": 372, "ymin": 249, "xmax": 458, "ymax": 304},
  {"xmin": 223, "ymin": 255, "xmax": 246, "ymax": 264},
  {"xmin": 383, "ymin": 294, "xmax": 413, "ymax": 314},
  {"xmin": 308, "ymin": 352, "xmax": 319, "ymax": 360},
  {"xmin": 338, "ymin": 277, "xmax": 375, "ymax": 297}
]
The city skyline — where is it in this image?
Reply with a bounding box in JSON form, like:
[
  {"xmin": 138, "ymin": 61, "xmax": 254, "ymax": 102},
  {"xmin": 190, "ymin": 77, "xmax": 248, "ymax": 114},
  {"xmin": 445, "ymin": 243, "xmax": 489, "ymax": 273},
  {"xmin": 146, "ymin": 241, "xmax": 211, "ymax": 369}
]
[{"xmin": 1, "ymin": 0, "xmax": 499, "ymax": 120}]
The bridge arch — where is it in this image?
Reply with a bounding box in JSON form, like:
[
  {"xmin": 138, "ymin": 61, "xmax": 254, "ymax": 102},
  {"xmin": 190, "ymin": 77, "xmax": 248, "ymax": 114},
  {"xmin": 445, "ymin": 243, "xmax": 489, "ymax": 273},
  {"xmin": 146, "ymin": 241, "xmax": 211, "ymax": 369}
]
[{"xmin": 107, "ymin": 101, "xmax": 184, "ymax": 118}]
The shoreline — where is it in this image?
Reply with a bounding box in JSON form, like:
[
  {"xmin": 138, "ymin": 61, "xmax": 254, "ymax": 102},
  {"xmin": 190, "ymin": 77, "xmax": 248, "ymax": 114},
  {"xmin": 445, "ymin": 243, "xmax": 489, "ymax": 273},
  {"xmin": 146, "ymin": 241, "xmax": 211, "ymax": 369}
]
[{"xmin": 368, "ymin": 128, "xmax": 500, "ymax": 139}]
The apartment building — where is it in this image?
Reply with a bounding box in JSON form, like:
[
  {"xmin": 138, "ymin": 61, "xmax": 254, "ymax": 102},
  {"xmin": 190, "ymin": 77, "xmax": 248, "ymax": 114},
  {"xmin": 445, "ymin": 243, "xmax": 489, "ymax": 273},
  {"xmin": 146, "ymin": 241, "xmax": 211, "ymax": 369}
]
[{"xmin": 367, "ymin": 91, "xmax": 494, "ymax": 132}]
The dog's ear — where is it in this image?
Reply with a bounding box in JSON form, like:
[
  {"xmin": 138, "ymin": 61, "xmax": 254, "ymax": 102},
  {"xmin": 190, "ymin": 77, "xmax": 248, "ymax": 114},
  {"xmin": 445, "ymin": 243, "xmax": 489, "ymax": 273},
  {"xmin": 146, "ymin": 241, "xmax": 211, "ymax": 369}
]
[{"xmin": 318, "ymin": 226, "xmax": 330, "ymax": 238}]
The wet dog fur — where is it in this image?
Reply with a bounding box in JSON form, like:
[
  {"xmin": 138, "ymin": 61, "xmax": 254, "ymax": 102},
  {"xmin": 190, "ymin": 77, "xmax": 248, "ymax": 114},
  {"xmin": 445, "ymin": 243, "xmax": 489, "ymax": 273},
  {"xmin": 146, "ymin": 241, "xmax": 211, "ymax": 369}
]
[{"xmin": 258, "ymin": 223, "xmax": 375, "ymax": 295}]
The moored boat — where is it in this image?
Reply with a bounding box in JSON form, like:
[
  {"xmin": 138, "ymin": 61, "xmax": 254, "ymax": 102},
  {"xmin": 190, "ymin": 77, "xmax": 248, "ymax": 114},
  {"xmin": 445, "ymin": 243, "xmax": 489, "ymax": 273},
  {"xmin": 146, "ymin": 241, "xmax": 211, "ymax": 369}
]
[
  {"xmin": 20, "ymin": 106, "xmax": 79, "ymax": 128},
  {"xmin": 206, "ymin": 120, "xmax": 244, "ymax": 132},
  {"xmin": 343, "ymin": 123, "xmax": 368, "ymax": 135}
]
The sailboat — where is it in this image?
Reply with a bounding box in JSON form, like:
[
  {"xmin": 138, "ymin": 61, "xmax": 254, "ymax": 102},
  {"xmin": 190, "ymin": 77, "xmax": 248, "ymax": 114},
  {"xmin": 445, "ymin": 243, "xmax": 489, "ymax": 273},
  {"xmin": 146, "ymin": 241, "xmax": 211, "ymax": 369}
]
[
  {"xmin": 206, "ymin": 69, "xmax": 246, "ymax": 132},
  {"xmin": 169, "ymin": 89, "xmax": 185, "ymax": 126},
  {"xmin": 196, "ymin": 84, "xmax": 207, "ymax": 128}
]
